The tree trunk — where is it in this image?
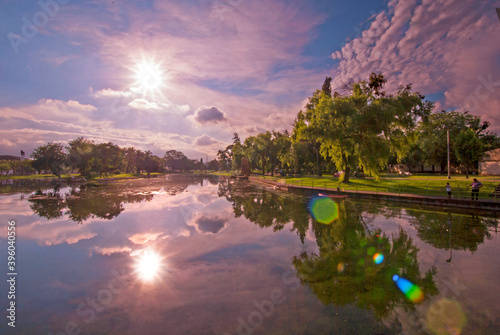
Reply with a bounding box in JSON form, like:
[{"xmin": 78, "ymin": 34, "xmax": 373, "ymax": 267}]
[{"xmin": 344, "ymin": 166, "xmax": 351, "ymax": 183}]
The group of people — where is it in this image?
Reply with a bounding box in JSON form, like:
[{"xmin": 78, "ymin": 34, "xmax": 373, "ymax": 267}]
[{"xmin": 445, "ymin": 178, "xmax": 483, "ymax": 200}]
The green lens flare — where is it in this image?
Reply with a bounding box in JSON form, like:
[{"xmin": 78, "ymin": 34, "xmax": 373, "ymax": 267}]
[{"xmin": 308, "ymin": 196, "xmax": 339, "ymax": 224}]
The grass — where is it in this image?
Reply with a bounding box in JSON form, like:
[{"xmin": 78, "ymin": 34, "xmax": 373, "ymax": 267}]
[
  {"xmin": 0, "ymin": 173, "xmax": 79, "ymax": 180},
  {"xmin": 92, "ymin": 172, "xmax": 164, "ymax": 180},
  {"xmin": 0, "ymin": 172, "xmax": 165, "ymax": 181},
  {"xmin": 255, "ymin": 174, "xmax": 500, "ymax": 200}
]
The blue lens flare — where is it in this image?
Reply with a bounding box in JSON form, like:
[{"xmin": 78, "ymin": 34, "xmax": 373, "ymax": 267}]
[
  {"xmin": 392, "ymin": 275, "xmax": 424, "ymax": 303},
  {"xmin": 373, "ymin": 253, "xmax": 384, "ymax": 264}
]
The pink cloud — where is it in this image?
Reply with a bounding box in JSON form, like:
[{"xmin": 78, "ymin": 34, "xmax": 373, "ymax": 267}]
[{"xmin": 331, "ymin": 0, "xmax": 500, "ymax": 132}]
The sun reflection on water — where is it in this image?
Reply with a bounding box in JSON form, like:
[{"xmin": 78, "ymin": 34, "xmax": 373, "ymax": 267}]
[{"xmin": 134, "ymin": 250, "xmax": 165, "ymax": 283}]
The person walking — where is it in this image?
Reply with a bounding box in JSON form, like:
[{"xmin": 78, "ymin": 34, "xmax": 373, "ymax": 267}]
[
  {"xmin": 445, "ymin": 183, "xmax": 452, "ymax": 199},
  {"xmin": 468, "ymin": 178, "xmax": 483, "ymax": 200}
]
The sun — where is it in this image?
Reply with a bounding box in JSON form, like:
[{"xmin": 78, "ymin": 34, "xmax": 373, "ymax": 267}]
[
  {"xmin": 133, "ymin": 249, "xmax": 165, "ymax": 283},
  {"xmin": 133, "ymin": 59, "xmax": 165, "ymax": 94}
]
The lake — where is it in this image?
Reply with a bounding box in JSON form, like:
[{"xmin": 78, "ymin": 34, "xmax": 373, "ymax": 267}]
[{"xmin": 0, "ymin": 175, "xmax": 499, "ymax": 334}]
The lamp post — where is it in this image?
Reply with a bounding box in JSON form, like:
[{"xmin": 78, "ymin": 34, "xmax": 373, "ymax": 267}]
[{"xmin": 447, "ymin": 129, "xmax": 451, "ymax": 179}]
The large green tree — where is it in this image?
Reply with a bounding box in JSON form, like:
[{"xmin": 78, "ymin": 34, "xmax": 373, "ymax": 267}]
[
  {"xmin": 66, "ymin": 137, "xmax": 95, "ymax": 177},
  {"xmin": 31, "ymin": 142, "xmax": 66, "ymax": 177},
  {"xmin": 454, "ymin": 128, "xmax": 484, "ymax": 178},
  {"xmin": 418, "ymin": 110, "xmax": 499, "ymax": 174},
  {"xmin": 295, "ymin": 73, "xmax": 432, "ymax": 182}
]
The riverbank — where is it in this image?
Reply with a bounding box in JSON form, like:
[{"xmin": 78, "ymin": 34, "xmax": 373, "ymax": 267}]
[{"xmin": 249, "ymin": 176, "xmax": 500, "ymax": 213}]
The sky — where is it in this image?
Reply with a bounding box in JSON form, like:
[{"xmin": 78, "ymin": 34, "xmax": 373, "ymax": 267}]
[{"xmin": 0, "ymin": 0, "xmax": 499, "ymax": 159}]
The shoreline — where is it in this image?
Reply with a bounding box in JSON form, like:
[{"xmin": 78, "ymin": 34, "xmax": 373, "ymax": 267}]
[{"xmin": 249, "ymin": 176, "xmax": 500, "ymax": 214}]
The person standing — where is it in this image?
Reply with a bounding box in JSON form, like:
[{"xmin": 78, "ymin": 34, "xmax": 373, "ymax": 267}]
[
  {"xmin": 445, "ymin": 183, "xmax": 452, "ymax": 199},
  {"xmin": 468, "ymin": 178, "xmax": 483, "ymax": 200}
]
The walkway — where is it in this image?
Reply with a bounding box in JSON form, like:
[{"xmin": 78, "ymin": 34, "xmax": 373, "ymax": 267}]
[{"xmin": 248, "ymin": 177, "xmax": 500, "ymax": 212}]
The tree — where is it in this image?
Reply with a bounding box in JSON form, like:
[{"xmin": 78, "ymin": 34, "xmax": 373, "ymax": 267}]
[
  {"xmin": 217, "ymin": 147, "xmax": 232, "ymax": 171},
  {"xmin": 321, "ymin": 77, "xmax": 332, "ymax": 96},
  {"xmin": 164, "ymin": 150, "xmax": 191, "ymax": 171},
  {"xmin": 123, "ymin": 147, "xmax": 138, "ymax": 173},
  {"xmin": 135, "ymin": 150, "xmax": 145, "ymax": 174},
  {"xmin": 92, "ymin": 142, "xmax": 123, "ymax": 176},
  {"xmin": 0, "ymin": 161, "xmax": 11, "ymax": 176},
  {"xmin": 31, "ymin": 142, "xmax": 66, "ymax": 177},
  {"xmin": 67, "ymin": 137, "xmax": 95, "ymax": 177},
  {"xmin": 295, "ymin": 74, "xmax": 432, "ymax": 182},
  {"xmin": 418, "ymin": 110, "xmax": 499, "ymax": 174},
  {"xmin": 454, "ymin": 128, "xmax": 483, "ymax": 178},
  {"xmin": 10, "ymin": 160, "xmax": 35, "ymax": 176},
  {"xmin": 231, "ymin": 133, "xmax": 244, "ymax": 171},
  {"xmin": 208, "ymin": 159, "xmax": 220, "ymax": 171}
]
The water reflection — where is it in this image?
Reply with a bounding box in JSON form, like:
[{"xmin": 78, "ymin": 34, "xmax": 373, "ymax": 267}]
[
  {"xmin": 221, "ymin": 181, "xmax": 311, "ymax": 242},
  {"xmin": 405, "ymin": 209, "xmax": 499, "ymax": 254},
  {"xmin": 294, "ymin": 206, "xmax": 437, "ymax": 318},
  {"xmin": 133, "ymin": 249, "xmax": 165, "ymax": 283},
  {"xmin": 225, "ymin": 185, "xmax": 439, "ymax": 318},
  {"xmin": 1, "ymin": 176, "xmax": 499, "ymax": 334}
]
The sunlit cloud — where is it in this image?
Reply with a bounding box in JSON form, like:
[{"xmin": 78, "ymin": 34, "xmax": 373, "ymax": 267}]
[
  {"xmin": 331, "ymin": 0, "xmax": 500, "ymax": 131},
  {"xmin": 128, "ymin": 98, "xmax": 162, "ymax": 111},
  {"xmin": 128, "ymin": 232, "xmax": 164, "ymax": 245}
]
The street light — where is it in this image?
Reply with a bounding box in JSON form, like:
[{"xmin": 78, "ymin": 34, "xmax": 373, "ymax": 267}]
[{"xmin": 447, "ymin": 128, "xmax": 451, "ymax": 179}]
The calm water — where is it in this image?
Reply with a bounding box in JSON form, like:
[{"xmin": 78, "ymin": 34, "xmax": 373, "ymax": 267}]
[{"xmin": 0, "ymin": 175, "xmax": 499, "ymax": 335}]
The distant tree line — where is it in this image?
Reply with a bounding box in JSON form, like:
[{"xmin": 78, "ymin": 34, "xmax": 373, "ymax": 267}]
[
  {"xmin": 216, "ymin": 73, "xmax": 500, "ymax": 181},
  {"xmin": 2, "ymin": 137, "xmax": 206, "ymax": 178}
]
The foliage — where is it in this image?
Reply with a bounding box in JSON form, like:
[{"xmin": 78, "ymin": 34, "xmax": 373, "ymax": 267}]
[
  {"xmin": 294, "ymin": 73, "xmax": 432, "ymax": 182},
  {"xmin": 454, "ymin": 128, "xmax": 483, "ymax": 178},
  {"xmin": 164, "ymin": 150, "xmax": 193, "ymax": 171},
  {"xmin": 417, "ymin": 110, "xmax": 499, "ymax": 173},
  {"xmin": 30, "ymin": 142, "xmax": 66, "ymax": 177},
  {"xmin": 67, "ymin": 137, "xmax": 95, "ymax": 176}
]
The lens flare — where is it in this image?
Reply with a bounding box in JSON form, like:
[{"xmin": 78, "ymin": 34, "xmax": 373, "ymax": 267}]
[
  {"xmin": 427, "ymin": 299, "xmax": 466, "ymax": 335},
  {"xmin": 307, "ymin": 196, "xmax": 339, "ymax": 224},
  {"xmin": 392, "ymin": 275, "xmax": 424, "ymax": 303},
  {"xmin": 373, "ymin": 253, "xmax": 384, "ymax": 265}
]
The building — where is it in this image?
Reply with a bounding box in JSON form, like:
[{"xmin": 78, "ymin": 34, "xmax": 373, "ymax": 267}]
[{"xmin": 479, "ymin": 148, "xmax": 500, "ymax": 175}]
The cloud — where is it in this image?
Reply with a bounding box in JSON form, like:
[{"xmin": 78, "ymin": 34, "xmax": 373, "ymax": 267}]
[
  {"xmin": 129, "ymin": 232, "xmax": 164, "ymax": 245},
  {"xmin": 190, "ymin": 215, "xmax": 228, "ymax": 235},
  {"xmin": 94, "ymin": 89, "xmax": 134, "ymax": 99},
  {"xmin": 195, "ymin": 134, "xmax": 219, "ymax": 146},
  {"xmin": 128, "ymin": 98, "xmax": 162, "ymax": 111},
  {"xmin": 330, "ymin": 0, "xmax": 500, "ymax": 131},
  {"xmin": 193, "ymin": 106, "xmax": 227, "ymax": 124}
]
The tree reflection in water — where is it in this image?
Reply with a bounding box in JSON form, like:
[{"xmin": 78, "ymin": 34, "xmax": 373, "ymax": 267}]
[
  {"xmin": 28, "ymin": 182, "xmax": 159, "ymax": 223},
  {"xmin": 26, "ymin": 175, "xmax": 223, "ymax": 224},
  {"xmin": 224, "ymin": 182, "xmax": 440, "ymax": 319},
  {"xmin": 405, "ymin": 208, "xmax": 499, "ymax": 254}
]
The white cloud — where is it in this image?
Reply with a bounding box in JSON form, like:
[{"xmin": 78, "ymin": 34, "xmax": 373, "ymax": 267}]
[{"xmin": 128, "ymin": 98, "xmax": 162, "ymax": 111}]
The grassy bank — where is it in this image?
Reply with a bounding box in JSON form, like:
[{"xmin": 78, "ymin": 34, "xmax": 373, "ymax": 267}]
[
  {"xmin": 0, "ymin": 173, "xmax": 79, "ymax": 180},
  {"xmin": 255, "ymin": 174, "xmax": 500, "ymax": 200},
  {"xmin": 0, "ymin": 172, "xmax": 164, "ymax": 181}
]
